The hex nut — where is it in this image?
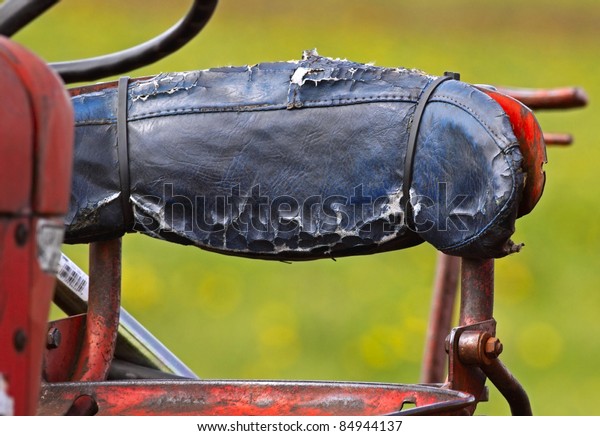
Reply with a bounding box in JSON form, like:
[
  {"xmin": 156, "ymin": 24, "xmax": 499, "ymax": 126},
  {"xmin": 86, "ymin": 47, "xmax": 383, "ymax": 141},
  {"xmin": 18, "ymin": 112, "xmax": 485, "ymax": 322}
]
[
  {"xmin": 46, "ymin": 327, "xmax": 62, "ymax": 349},
  {"xmin": 484, "ymin": 337, "xmax": 503, "ymax": 358}
]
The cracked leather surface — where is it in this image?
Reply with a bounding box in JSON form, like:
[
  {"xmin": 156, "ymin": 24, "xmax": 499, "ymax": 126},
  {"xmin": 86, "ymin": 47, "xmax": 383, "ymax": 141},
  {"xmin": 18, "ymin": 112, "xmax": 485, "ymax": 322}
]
[{"xmin": 66, "ymin": 52, "xmax": 525, "ymax": 259}]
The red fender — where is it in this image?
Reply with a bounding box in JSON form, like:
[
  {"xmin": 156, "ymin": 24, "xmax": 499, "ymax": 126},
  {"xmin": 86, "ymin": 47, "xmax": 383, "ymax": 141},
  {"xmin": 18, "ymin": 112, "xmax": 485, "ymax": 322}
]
[{"xmin": 0, "ymin": 36, "xmax": 73, "ymax": 415}]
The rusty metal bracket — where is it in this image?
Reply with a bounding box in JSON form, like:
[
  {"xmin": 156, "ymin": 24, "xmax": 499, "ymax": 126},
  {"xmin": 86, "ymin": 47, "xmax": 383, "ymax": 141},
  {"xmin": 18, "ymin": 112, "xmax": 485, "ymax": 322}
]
[
  {"xmin": 43, "ymin": 315, "xmax": 86, "ymax": 382},
  {"xmin": 447, "ymin": 319, "xmax": 496, "ymax": 405},
  {"xmin": 448, "ymin": 319, "xmax": 532, "ymax": 415}
]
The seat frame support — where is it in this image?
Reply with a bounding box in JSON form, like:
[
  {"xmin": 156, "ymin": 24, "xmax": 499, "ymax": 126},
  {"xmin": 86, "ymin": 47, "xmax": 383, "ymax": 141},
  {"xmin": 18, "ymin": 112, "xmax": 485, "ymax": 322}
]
[{"xmin": 38, "ymin": 240, "xmax": 532, "ymax": 415}]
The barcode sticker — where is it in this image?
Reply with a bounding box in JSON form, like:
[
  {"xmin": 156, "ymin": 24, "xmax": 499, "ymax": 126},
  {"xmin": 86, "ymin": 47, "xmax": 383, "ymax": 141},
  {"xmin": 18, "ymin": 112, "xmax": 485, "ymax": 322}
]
[{"xmin": 58, "ymin": 253, "xmax": 89, "ymax": 301}]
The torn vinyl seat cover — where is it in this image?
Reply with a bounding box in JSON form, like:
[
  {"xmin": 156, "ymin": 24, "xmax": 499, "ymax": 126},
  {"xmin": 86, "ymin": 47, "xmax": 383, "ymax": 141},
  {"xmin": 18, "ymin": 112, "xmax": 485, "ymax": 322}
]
[{"xmin": 65, "ymin": 52, "xmax": 546, "ymax": 260}]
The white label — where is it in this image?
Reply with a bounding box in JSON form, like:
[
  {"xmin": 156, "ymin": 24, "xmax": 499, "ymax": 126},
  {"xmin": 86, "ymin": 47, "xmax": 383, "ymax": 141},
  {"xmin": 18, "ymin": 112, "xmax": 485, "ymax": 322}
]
[
  {"xmin": 57, "ymin": 253, "xmax": 89, "ymax": 301},
  {"xmin": 36, "ymin": 220, "xmax": 64, "ymax": 274}
]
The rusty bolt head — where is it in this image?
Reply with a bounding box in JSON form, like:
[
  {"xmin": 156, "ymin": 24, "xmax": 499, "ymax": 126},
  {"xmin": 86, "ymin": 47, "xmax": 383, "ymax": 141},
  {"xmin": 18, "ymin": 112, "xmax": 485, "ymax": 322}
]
[
  {"xmin": 484, "ymin": 337, "xmax": 503, "ymax": 358},
  {"xmin": 46, "ymin": 327, "xmax": 62, "ymax": 349}
]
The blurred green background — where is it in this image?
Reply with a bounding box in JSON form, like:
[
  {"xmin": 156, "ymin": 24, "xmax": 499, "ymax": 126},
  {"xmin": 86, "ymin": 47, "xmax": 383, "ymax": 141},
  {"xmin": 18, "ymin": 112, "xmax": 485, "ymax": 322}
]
[{"xmin": 13, "ymin": 0, "xmax": 599, "ymax": 415}]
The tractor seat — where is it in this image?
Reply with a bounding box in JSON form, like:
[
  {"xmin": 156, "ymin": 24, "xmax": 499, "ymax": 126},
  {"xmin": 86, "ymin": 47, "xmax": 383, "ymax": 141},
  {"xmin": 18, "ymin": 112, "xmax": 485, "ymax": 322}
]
[{"xmin": 65, "ymin": 52, "xmax": 545, "ymax": 261}]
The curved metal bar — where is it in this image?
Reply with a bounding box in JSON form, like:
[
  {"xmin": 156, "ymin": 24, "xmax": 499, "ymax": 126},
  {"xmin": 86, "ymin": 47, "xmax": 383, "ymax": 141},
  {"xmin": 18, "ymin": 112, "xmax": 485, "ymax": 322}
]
[
  {"xmin": 51, "ymin": 0, "xmax": 218, "ymax": 84},
  {"xmin": 71, "ymin": 239, "xmax": 122, "ymax": 382},
  {"xmin": 0, "ymin": 0, "xmax": 59, "ymax": 37},
  {"xmin": 481, "ymin": 358, "xmax": 533, "ymax": 416}
]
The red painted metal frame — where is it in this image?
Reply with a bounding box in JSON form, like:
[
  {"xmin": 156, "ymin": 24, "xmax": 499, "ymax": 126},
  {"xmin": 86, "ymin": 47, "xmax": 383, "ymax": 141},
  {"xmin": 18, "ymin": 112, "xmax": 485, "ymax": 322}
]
[
  {"xmin": 38, "ymin": 241, "xmax": 478, "ymax": 416},
  {"xmin": 38, "ymin": 380, "xmax": 475, "ymax": 416},
  {"xmin": 71, "ymin": 240, "xmax": 122, "ymax": 382},
  {"xmin": 43, "ymin": 315, "xmax": 86, "ymax": 382},
  {"xmin": 0, "ymin": 36, "xmax": 73, "ymax": 415},
  {"xmin": 38, "ymin": 243, "xmax": 506, "ymax": 416},
  {"xmin": 41, "ymin": 241, "xmax": 122, "ymax": 388},
  {"xmin": 39, "ymin": 247, "xmax": 533, "ymax": 416}
]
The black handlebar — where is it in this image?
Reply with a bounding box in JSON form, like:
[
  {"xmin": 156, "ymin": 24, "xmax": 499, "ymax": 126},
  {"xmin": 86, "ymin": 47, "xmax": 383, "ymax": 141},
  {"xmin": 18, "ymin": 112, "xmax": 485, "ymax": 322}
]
[
  {"xmin": 0, "ymin": 0, "xmax": 59, "ymax": 37},
  {"xmin": 51, "ymin": 0, "xmax": 218, "ymax": 84},
  {"xmin": 0, "ymin": 0, "xmax": 218, "ymax": 84}
]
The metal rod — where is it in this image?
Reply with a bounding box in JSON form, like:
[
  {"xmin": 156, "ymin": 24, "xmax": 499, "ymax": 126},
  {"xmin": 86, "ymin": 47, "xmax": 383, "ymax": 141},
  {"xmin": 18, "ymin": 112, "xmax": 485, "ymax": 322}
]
[
  {"xmin": 481, "ymin": 358, "xmax": 533, "ymax": 416},
  {"xmin": 54, "ymin": 252, "xmax": 198, "ymax": 379},
  {"xmin": 495, "ymin": 86, "xmax": 588, "ymax": 110},
  {"xmin": 108, "ymin": 359, "xmax": 188, "ymax": 381},
  {"xmin": 63, "ymin": 395, "xmax": 98, "ymax": 416},
  {"xmin": 71, "ymin": 239, "xmax": 122, "ymax": 381},
  {"xmin": 543, "ymin": 132, "xmax": 573, "ymax": 146},
  {"xmin": 459, "ymin": 258, "xmax": 494, "ymax": 326},
  {"xmin": 446, "ymin": 258, "xmax": 496, "ymax": 413},
  {"xmin": 51, "ymin": 0, "xmax": 218, "ymax": 83},
  {"xmin": 0, "ymin": 0, "xmax": 59, "ymax": 37},
  {"xmin": 421, "ymin": 253, "xmax": 460, "ymax": 383}
]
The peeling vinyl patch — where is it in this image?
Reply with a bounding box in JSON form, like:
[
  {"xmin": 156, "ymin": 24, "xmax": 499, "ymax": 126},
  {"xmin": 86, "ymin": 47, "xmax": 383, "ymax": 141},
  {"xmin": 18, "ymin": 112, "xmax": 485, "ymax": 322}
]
[
  {"xmin": 290, "ymin": 67, "xmax": 313, "ymax": 86},
  {"xmin": 131, "ymin": 71, "xmax": 201, "ymax": 102}
]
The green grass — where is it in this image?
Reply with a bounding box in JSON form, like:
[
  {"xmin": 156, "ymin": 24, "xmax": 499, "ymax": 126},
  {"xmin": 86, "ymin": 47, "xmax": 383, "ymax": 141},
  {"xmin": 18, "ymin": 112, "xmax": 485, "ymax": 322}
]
[{"xmin": 13, "ymin": 0, "xmax": 600, "ymax": 415}]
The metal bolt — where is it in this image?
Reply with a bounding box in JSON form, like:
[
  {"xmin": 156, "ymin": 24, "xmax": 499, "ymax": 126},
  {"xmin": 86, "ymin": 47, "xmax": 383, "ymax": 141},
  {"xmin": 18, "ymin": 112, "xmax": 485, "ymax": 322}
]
[
  {"xmin": 484, "ymin": 337, "xmax": 503, "ymax": 359},
  {"xmin": 13, "ymin": 329, "xmax": 27, "ymax": 352},
  {"xmin": 14, "ymin": 223, "xmax": 28, "ymax": 246},
  {"xmin": 46, "ymin": 327, "xmax": 62, "ymax": 349}
]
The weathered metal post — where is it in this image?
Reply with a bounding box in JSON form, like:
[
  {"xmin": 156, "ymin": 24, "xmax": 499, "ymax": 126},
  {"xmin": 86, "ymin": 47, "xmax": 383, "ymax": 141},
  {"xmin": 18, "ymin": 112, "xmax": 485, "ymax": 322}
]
[
  {"xmin": 421, "ymin": 253, "xmax": 461, "ymax": 383},
  {"xmin": 72, "ymin": 239, "xmax": 122, "ymax": 382}
]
